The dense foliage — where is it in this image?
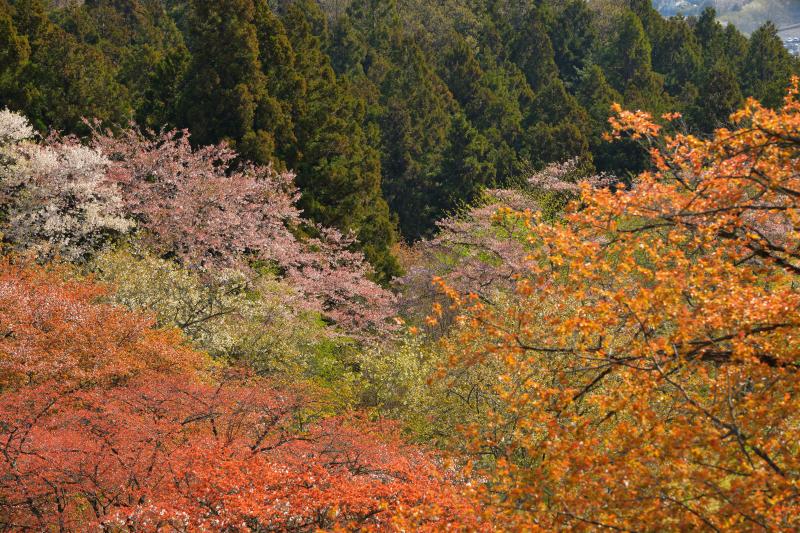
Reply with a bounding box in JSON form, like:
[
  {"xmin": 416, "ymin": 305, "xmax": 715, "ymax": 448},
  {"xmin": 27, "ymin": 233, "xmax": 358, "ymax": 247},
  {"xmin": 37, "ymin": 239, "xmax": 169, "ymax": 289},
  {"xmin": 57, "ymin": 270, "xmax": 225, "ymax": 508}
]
[
  {"xmin": 425, "ymin": 85, "xmax": 800, "ymax": 529},
  {"xmin": 0, "ymin": 260, "xmax": 478, "ymax": 530},
  {"xmin": 1, "ymin": 0, "xmax": 797, "ymax": 271},
  {"xmin": 3, "ymin": 1, "xmax": 800, "ymax": 530}
]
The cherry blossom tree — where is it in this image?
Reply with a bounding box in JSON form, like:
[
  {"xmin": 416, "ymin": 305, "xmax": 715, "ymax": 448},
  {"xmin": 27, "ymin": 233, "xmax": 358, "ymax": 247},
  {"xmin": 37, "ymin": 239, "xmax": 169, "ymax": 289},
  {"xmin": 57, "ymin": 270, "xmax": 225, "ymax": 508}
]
[
  {"xmin": 0, "ymin": 110, "xmax": 132, "ymax": 262},
  {"xmin": 1, "ymin": 109, "xmax": 396, "ymax": 335},
  {"xmin": 396, "ymin": 161, "xmax": 613, "ymax": 327},
  {"xmin": 92, "ymin": 125, "xmax": 396, "ymax": 333}
]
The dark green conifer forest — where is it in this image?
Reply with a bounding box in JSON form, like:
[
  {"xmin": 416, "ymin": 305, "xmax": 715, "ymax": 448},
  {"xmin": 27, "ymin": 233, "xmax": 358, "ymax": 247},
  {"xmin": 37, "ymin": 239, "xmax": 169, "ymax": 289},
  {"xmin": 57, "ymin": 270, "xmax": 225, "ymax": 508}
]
[{"xmin": 1, "ymin": 0, "xmax": 797, "ymax": 277}]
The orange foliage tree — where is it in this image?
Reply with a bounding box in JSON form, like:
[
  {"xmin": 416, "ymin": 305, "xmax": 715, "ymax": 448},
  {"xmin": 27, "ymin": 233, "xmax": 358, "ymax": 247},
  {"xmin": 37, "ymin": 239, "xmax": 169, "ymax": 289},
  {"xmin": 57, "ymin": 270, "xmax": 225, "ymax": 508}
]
[
  {"xmin": 437, "ymin": 84, "xmax": 800, "ymax": 529},
  {"xmin": 0, "ymin": 260, "xmax": 479, "ymax": 531}
]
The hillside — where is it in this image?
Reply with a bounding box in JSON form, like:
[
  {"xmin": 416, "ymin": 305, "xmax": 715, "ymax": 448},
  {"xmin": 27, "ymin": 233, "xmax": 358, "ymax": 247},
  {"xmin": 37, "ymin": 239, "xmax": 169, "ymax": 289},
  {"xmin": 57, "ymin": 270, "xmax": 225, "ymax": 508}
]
[
  {"xmin": 654, "ymin": 0, "xmax": 800, "ymax": 33},
  {"xmin": 1, "ymin": 0, "xmax": 800, "ymax": 530},
  {"xmin": 3, "ymin": 0, "xmax": 798, "ymax": 255}
]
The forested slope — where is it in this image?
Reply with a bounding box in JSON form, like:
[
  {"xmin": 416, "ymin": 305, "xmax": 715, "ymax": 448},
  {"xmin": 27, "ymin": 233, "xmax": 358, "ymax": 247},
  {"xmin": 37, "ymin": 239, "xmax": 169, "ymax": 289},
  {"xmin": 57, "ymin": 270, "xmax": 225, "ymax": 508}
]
[
  {"xmin": 1, "ymin": 0, "xmax": 797, "ymax": 273},
  {"xmin": 2, "ymin": 1, "xmax": 800, "ymax": 530}
]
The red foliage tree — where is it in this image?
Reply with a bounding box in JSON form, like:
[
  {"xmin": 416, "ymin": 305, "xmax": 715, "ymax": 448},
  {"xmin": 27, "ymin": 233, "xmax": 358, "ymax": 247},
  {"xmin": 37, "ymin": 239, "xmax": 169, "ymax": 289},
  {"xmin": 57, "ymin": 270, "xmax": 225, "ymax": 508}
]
[
  {"xmin": 0, "ymin": 258, "xmax": 202, "ymax": 389},
  {"xmin": 0, "ymin": 374, "xmax": 478, "ymax": 531},
  {"xmin": 0, "ymin": 261, "xmax": 479, "ymax": 531}
]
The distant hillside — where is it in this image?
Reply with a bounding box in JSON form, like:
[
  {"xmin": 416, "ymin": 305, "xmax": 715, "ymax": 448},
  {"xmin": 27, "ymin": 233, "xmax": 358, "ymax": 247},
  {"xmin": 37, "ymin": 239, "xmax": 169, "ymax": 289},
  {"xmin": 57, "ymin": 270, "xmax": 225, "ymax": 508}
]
[{"xmin": 654, "ymin": 0, "xmax": 800, "ymax": 33}]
